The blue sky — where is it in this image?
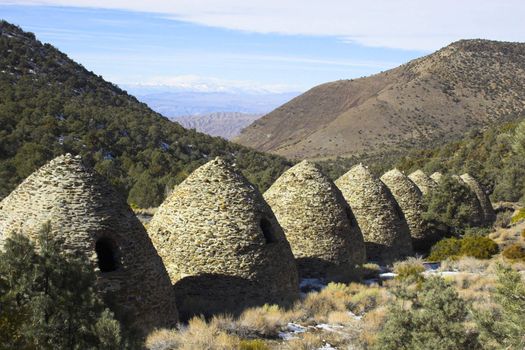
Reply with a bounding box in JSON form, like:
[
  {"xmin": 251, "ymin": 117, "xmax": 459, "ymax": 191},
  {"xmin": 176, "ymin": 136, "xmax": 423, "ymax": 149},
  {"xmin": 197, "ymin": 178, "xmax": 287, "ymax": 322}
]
[{"xmin": 1, "ymin": 1, "xmax": 524, "ymax": 93}]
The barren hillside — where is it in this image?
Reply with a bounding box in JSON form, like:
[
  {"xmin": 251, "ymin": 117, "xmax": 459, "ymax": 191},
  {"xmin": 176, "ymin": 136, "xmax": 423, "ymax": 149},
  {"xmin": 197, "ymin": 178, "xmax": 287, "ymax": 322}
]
[{"xmin": 234, "ymin": 40, "xmax": 525, "ymax": 159}]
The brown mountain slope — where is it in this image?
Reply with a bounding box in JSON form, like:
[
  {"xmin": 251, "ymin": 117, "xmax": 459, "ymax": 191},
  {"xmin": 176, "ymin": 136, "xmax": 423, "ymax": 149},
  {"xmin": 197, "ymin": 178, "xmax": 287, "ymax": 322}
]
[{"xmin": 234, "ymin": 40, "xmax": 525, "ymax": 159}]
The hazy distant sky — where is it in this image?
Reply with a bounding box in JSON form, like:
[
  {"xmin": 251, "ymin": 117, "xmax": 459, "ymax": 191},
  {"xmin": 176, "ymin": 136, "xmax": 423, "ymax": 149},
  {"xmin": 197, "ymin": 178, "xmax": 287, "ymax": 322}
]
[{"xmin": 1, "ymin": 1, "xmax": 524, "ymax": 93}]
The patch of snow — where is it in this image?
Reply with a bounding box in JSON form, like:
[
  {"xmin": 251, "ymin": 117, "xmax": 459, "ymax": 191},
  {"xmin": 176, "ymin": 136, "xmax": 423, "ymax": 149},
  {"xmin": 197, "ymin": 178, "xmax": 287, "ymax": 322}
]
[
  {"xmin": 379, "ymin": 272, "xmax": 397, "ymax": 280},
  {"xmin": 278, "ymin": 323, "xmax": 306, "ymax": 340},
  {"xmin": 316, "ymin": 324, "xmax": 344, "ymax": 331},
  {"xmin": 299, "ymin": 278, "xmax": 327, "ymax": 293},
  {"xmin": 423, "ymin": 270, "xmax": 474, "ymax": 277},
  {"xmin": 317, "ymin": 344, "xmax": 337, "ymax": 350},
  {"xmin": 348, "ymin": 311, "xmax": 362, "ymax": 321},
  {"xmin": 287, "ymin": 323, "xmax": 307, "ymax": 333}
]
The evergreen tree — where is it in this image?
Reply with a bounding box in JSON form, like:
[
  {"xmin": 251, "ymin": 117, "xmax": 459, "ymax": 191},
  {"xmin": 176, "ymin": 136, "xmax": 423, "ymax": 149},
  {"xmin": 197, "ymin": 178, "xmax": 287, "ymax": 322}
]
[
  {"xmin": 374, "ymin": 277, "xmax": 479, "ymax": 350},
  {"xmin": 475, "ymin": 264, "xmax": 525, "ymax": 349},
  {"xmin": 0, "ymin": 223, "xmax": 126, "ymax": 349},
  {"xmin": 422, "ymin": 175, "xmax": 481, "ymax": 234}
]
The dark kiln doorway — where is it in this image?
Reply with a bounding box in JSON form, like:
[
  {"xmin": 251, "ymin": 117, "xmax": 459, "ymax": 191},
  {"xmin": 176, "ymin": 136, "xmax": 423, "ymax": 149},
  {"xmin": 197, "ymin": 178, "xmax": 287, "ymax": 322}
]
[
  {"xmin": 260, "ymin": 218, "xmax": 276, "ymax": 244},
  {"xmin": 95, "ymin": 237, "xmax": 118, "ymax": 272}
]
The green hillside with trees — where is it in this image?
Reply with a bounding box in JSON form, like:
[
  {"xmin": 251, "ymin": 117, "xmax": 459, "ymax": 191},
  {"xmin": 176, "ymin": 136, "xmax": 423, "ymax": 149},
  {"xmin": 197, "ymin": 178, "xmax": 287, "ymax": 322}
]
[
  {"xmin": 394, "ymin": 118, "xmax": 525, "ymax": 204},
  {"xmin": 319, "ymin": 116, "xmax": 525, "ymax": 205},
  {"xmin": 0, "ymin": 21, "xmax": 291, "ymax": 208}
]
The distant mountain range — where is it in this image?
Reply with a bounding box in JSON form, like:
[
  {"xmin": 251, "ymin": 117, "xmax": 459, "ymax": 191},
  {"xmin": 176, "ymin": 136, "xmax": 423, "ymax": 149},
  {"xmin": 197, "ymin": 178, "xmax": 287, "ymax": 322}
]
[
  {"xmin": 174, "ymin": 112, "xmax": 262, "ymax": 139},
  {"xmin": 126, "ymin": 89, "xmax": 299, "ymax": 117},
  {"xmin": 235, "ymin": 39, "xmax": 525, "ymax": 159}
]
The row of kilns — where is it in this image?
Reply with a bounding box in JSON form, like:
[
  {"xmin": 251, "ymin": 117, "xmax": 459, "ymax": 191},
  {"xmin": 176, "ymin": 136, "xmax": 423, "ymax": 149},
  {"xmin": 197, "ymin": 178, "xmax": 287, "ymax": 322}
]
[{"xmin": 0, "ymin": 155, "xmax": 495, "ymax": 330}]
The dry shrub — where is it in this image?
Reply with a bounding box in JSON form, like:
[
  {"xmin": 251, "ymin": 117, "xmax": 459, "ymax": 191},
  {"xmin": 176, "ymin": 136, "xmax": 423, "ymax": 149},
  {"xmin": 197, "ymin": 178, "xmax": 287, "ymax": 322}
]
[
  {"xmin": 393, "ymin": 257, "xmax": 426, "ymax": 281},
  {"xmin": 297, "ymin": 283, "xmax": 353, "ymax": 323},
  {"xmin": 502, "ymin": 243, "xmax": 525, "ymax": 261},
  {"xmin": 349, "ymin": 286, "xmax": 387, "ymax": 315},
  {"xmin": 360, "ymin": 306, "xmax": 388, "ymax": 347},
  {"xmin": 441, "ymin": 256, "xmax": 490, "ymax": 273},
  {"xmin": 284, "ymin": 333, "xmax": 324, "ymax": 350},
  {"xmin": 326, "ymin": 310, "xmax": 354, "ymax": 325},
  {"xmin": 488, "ymin": 230, "xmax": 501, "ymax": 240},
  {"xmin": 145, "ymin": 329, "xmax": 179, "ymax": 350},
  {"xmin": 210, "ymin": 314, "xmax": 238, "ymax": 334},
  {"xmin": 237, "ymin": 304, "xmax": 297, "ymax": 338},
  {"xmin": 238, "ymin": 339, "xmax": 270, "ymax": 350},
  {"xmin": 145, "ymin": 317, "xmax": 240, "ymax": 350},
  {"xmin": 300, "ymin": 293, "xmax": 341, "ymax": 324}
]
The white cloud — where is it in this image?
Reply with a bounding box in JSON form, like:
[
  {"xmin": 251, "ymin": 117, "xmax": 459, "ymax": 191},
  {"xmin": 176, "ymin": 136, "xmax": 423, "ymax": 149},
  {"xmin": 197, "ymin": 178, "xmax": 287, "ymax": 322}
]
[
  {"xmin": 3, "ymin": 0, "xmax": 525, "ymax": 50},
  {"xmin": 120, "ymin": 74, "xmax": 301, "ymax": 94}
]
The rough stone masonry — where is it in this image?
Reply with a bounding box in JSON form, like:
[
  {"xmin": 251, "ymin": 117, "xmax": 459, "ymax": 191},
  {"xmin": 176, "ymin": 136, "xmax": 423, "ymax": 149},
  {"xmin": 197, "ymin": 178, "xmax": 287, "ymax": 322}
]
[
  {"xmin": 265, "ymin": 160, "xmax": 366, "ymax": 282},
  {"xmin": 148, "ymin": 157, "xmax": 299, "ymax": 320},
  {"xmin": 0, "ymin": 154, "xmax": 178, "ymax": 334},
  {"xmin": 408, "ymin": 169, "xmax": 438, "ymax": 196},
  {"xmin": 381, "ymin": 169, "xmax": 440, "ymax": 251},
  {"xmin": 336, "ymin": 164, "xmax": 413, "ymax": 264}
]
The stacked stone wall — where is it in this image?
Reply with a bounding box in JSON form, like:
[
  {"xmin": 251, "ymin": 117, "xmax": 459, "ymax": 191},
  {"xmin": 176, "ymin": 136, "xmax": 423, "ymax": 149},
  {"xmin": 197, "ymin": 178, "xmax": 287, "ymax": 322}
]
[
  {"xmin": 460, "ymin": 173, "xmax": 496, "ymax": 225},
  {"xmin": 148, "ymin": 157, "xmax": 299, "ymax": 320},
  {"xmin": 335, "ymin": 164, "xmax": 413, "ymax": 264},
  {"xmin": 381, "ymin": 169, "xmax": 440, "ymax": 250},
  {"xmin": 408, "ymin": 170, "xmax": 437, "ymax": 196},
  {"xmin": 264, "ymin": 160, "xmax": 366, "ymax": 282},
  {"xmin": 0, "ymin": 154, "xmax": 178, "ymax": 334}
]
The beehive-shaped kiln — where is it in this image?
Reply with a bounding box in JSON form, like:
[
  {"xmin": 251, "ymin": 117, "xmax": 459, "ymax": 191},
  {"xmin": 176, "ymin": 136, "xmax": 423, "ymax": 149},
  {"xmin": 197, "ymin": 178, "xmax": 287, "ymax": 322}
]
[
  {"xmin": 335, "ymin": 164, "xmax": 413, "ymax": 263},
  {"xmin": 0, "ymin": 154, "xmax": 178, "ymax": 334},
  {"xmin": 264, "ymin": 160, "xmax": 366, "ymax": 282},
  {"xmin": 148, "ymin": 157, "xmax": 299, "ymax": 320}
]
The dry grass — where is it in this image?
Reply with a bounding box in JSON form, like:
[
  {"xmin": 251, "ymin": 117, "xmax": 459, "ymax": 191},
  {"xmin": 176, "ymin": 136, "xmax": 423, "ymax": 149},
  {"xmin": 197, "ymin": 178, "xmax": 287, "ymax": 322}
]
[
  {"xmin": 146, "ymin": 280, "xmax": 389, "ymax": 349},
  {"xmin": 283, "ymin": 333, "xmax": 324, "ymax": 350},
  {"xmin": 349, "ymin": 285, "xmax": 388, "ymax": 315},
  {"xmin": 238, "ymin": 339, "xmax": 270, "ymax": 350},
  {"xmin": 237, "ymin": 305, "xmax": 298, "ymax": 338},
  {"xmin": 359, "ymin": 306, "xmax": 388, "ymax": 347},
  {"xmin": 440, "ymin": 256, "xmax": 490, "ymax": 273},
  {"xmin": 393, "ymin": 257, "xmax": 426, "ymax": 281},
  {"xmin": 326, "ymin": 310, "xmax": 355, "ymax": 325},
  {"xmin": 146, "ymin": 317, "xmax": 241, "ymax": 350},
  {"xmin": 149, "ymin": 256, "xmax": 522, "ymax": 350}
]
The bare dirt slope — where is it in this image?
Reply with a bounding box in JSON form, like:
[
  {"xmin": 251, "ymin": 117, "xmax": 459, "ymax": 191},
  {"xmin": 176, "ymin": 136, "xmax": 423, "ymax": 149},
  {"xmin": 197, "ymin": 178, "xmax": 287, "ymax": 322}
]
[{"xmin": 234, "ymin": 40, "xmax": 525, "ymax": 159}]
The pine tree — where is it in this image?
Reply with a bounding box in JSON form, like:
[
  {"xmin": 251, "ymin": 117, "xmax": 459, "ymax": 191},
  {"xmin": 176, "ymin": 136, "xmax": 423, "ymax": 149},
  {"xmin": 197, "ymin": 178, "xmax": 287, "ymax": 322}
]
[
  {"xmin": 374, "ymin": 276, "xmax": 479, "ymax": 350},
  {"xmin": 475, "ymin": 264, "xmax": 525, "ymax": 349},
  {"xmin": 0, "ymin": 223, "xmax": 127, "ymax": 349}
]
